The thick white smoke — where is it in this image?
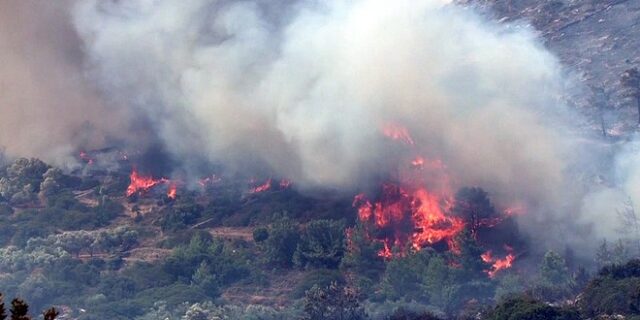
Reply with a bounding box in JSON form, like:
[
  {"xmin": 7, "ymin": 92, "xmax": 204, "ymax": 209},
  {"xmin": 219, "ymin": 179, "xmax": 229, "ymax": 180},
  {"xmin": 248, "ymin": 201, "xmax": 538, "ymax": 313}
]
[
  {"xmin": 72, "ymin": 0, "xmax": 571, "ymax": 197},
  {"xmin": 4, "ymin": 0, "xmax": 610, "ymax": 249}
]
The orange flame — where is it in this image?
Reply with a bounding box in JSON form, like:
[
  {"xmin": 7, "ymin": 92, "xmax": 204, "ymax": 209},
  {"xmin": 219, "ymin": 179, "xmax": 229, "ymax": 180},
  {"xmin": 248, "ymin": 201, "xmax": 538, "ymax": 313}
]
[
  {"xmin": 482, "ymin": 247, "xmax": 516, "ymax": 278},
  {"xmin": 79, "ymin": 151, "xmax": 95, "ymax": 165},
  {"xmin": 382, "ymin": 123, "xmax": 414, "ymax": 145},
  {"xmin": 167, "ymin": 183, "xmax": 177, "ymax": 199},
  {"xmin": 126, "ymin": 169, "xmax": 167, "ymax": 197},
  {"xmin": 279, "ymin": 179, "xmax": 292, "ymax": 189},
  {"xmin": 411, "ymin": 156, "xmax": 425, "ymax": 168},
  {"xmin": 198, "ymin": 175, "xmax": 222, "ymax": 187},
  {"xmin": 353, "ymin": 183, "xmax": 465, "ymax": 258},
  {"xmin": 250, "ymin": 179, "xmax": 272, "ymax": 193}
]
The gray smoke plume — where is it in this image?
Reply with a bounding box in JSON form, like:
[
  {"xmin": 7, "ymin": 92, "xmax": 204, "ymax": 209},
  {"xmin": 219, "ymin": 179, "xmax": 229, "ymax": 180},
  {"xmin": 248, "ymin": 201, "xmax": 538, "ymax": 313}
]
[
  {"xmin": 0, "ymin": 0, "xmax": 133, "ymax": 165},
  {"xmin": 3, "ymin": 0, "xmax": 621, "ymax": 252}
]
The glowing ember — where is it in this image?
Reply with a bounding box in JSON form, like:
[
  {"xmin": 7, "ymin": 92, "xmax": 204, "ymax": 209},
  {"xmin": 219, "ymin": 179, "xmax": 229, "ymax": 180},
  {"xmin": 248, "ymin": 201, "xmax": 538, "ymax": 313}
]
[
  {"xmin": 79, "ymin": 151, "xmax": 95, "ymax": 165},
  {"xmin": 481, "ymin": 247, "xmax": 516, "ymax": 278},
  {"xmin": 167, "ymin": 183, "xmax": 177, "ymax": 199},
  {"xmin": 126, "ymin": 169, "xmax": 167, "ymax": 197},
  {"xmin": 198, "ymin": 175, "xmax": 222, "ymax": 187},
  {"xmin": 504, "ymin": 204, "xmax": 526, "ymax": 217},
  {"xmin": 353, "ymin": 183, "xmax": 465, "ymax": 258},
  {"xmin": 382, "ymin": 123, "xmax": 414, "ymax": 145},
  {"xmin": 250, "ymin": 179, "xmax": 272, "ymax": 193},
  {"xmin": 279, "ymin": 179, "xmax": 292, "ymax": 189},
  {"xmin": 411, "ymin": 156, "xmax": 425, "ymax": 168},
  {"xmin": 378, "ymin": 242, "xmax": 393, "ymax": 259}
]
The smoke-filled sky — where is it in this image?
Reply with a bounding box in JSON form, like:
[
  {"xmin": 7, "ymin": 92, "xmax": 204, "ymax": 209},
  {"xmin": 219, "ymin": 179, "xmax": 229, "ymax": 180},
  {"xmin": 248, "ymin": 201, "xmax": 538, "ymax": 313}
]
[{"xmin": 1, "ymin": 0, "xmax": 636, "ymax": 252}]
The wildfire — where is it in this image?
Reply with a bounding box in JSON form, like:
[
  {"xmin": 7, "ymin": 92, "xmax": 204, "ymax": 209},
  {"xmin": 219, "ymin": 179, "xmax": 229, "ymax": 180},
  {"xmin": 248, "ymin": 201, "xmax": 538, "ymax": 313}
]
[
  {"xmin": 125, "ymin": 169, "xmax": 168, "ymax": 197},
  {"xmin": 279, "ymin": 179, "xmax": 292, "ymax": 189},
  {"xmin": 481, "ymin": 247, "xmax": 516, "ymax": 278},
  {"xmin": 249, "ymin": 179, "xmax": 272, "ymax": 193},
  {"xmin": 198, "ymin": 175, "xmax": 222, "ymax": 187},
  {"xmin": 79, "ymin": 151, "xmax": 95, "ymax": 165},
  {"xmin": 411, "ymin": 156, "xmax": 425, "ymax": 168},
  {"xmin": 167, "ymin": 183, "xmax": 177, "ymax": 199},
  {"xmin": 382, "ymin": 123, "xmax": 415, "ymax": 145},
  {"xmin": 353, "ymin": 183, "xmax": 464, "ymax": 258}
]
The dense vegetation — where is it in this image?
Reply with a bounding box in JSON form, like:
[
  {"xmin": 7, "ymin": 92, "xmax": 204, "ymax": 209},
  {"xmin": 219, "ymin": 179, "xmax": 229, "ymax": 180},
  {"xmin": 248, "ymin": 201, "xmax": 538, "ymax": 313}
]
[{"xmin": 0, "ymin": 157, "xmax": 639, "ymax": 319}]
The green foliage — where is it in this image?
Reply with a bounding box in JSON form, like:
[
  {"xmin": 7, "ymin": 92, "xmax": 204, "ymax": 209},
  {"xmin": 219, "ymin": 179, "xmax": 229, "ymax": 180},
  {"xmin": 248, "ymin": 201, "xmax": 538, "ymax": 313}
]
[
  {"xmin": 263, "ymin": 215, "xmax": 300, "ymax": 267},
  {"xmin": 579, "ymin": 259, "xmax": 640, "ymax": 317},
  {"xmin": 540, "ymin": 251, "xmax": 571, "ymax": 284},
  {"xmin": 495, "ymin": 273, "xmax": 526, "ymax": 302},
  {"xmin": 455, "ymin": 229, "xmax": 491, "ymax": 281},
  {"xmin": 530, "ymin": 250, "xmax": 574, "ymax": 301},
  {"xmin": 382, "ymin": 249, "xmax": 434, "ymax": 302},
  {"xmin": 294, "ymin": 219, "xmax": 346, "ymax": 269},
  {"xmin": 159, "ymin": 197, "xmax": 203, "ymax": 232},
  {"xmin": 303, "ymin": 282, "xmax": 366, "ymax": 320},
  {"xmin": 292, "ymin": 269, "xmax": 345, "ymax": 299},
  {"xmin": 486, "ymin": 296, "xmax": 581, "ymax": 320},
  {"xmin": 340, "ymin": 224, "xmax": 385, "ymax": 280},
  {"xmin": 386, "ymin": 308, "xmax": 443, "ymax": 320},
  {"xmin": 163, "ymin": 233, "xmax": 250, "ymax": 296}
]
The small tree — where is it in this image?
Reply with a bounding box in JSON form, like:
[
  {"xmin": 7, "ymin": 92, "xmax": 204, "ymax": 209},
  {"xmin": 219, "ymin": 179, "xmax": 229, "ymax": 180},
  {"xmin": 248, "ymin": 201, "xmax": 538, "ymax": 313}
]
[
  {"xmin": 455, "ymin": 229, "xmax": 491, "ymax": 281},
  {"xmin": 622, "ymin": 67, "xmax": 640, "ymax": 124},
  {"xmin": 264, "ymin": 215, "xmax": 300, "ymax": 267},
  {"xmin": 10, "ymin": 299, "xmax": 29, "ymax": 320},
  {"xmin": 592, "ymin": 85, "xmax": 611, "ymax": 137},
  {"xmin": 596, "ymin": 239, "xmax": 613, "ymax": 268},
  {"xmin": 294, "ymin": 219, "xmax": 346, "ymax": 269},
  {"xmin": 452, "ymin": 187, "xmax": 495, "ymax": 238}
]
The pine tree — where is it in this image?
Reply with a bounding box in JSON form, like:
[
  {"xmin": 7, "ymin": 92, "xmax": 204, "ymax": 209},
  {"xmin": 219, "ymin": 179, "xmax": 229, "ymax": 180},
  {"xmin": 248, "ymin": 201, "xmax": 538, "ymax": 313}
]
[
  {"xmin": 10, "ymin": 299, "xmax": 29, "ymax": 320},
  {"xmin": 42, "ymin": 308, "xmax": 58, "ymax": 320},
  {"xmin": 595, "ymin": 239, "xmax": 613, "ymax": 268}
]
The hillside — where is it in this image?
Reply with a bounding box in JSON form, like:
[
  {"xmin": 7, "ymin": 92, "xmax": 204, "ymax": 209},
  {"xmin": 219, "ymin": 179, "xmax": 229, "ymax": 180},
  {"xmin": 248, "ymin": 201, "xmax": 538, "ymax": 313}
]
[{"xmin": 466, "ymin": 0, "xmax": 640, "ymax": 134}]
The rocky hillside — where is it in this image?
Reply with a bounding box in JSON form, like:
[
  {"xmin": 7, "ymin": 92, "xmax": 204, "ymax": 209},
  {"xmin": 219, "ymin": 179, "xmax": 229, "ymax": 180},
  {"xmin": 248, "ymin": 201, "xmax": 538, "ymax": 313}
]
[{"xmin": 464, "ymin": 0, "xmax": 640, "ymax": 134}]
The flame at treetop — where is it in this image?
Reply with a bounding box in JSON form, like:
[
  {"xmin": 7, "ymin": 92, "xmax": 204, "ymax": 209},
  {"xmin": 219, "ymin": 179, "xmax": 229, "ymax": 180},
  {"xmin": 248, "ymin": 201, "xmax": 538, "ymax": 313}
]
[
  {"xmin": 350, "ymin": 122, "xmax": 519, "ymax": 277},
  {"xmin": 126, "ymin": 169, "xmax": 168, "ymax": 197}
]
